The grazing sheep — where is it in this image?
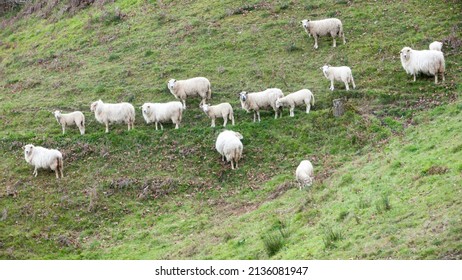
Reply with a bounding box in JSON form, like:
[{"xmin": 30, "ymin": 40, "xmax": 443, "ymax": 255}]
[
  {"xmin": 215, "ymin": 130, "xmax": 243, "ymax": 170},
  {"xmin": 90, "ymin": 100, "xmax": 135, "ymax": 133},
  {"xmin": 141, "ymin": 101, "xmax": 183, "ymax": 130},
  {"xmin": 239, "ymin": 88, "xmax": 284, "ymax": 122},
  {"xmin": 295, "ymin": 160, "xmax": 314, "ymax": 190},
  {"xmin": 53, "ymin": 110, "xmax": 85, "ymax": 135},
  {"xmin": 321, "ymin": 65, "xmax": 356, "ymax": 91},
  {"xmin": 301, "ymin": 18, "xmax": 346, "ymax": 49},
  {"xmin": 429, "ymin": 41, "xmax": 443, "ymax": 52},
  {"xmin": 201, "ymin": 103, "xmax": 235, "ymax": 127},
  {"xmin": 275, "ymin": 89, "xmax": 315, "ymax": 117},
  {"xmin": 23, "ymin": 144, "xmax": 63, "ymax": 178},
  {"xmin": 167, "ymin": 77, "xmax": 211, "ymax": 109},
  {"xmin": 400, "ymin": 47, "xmax": 445, "ymax": 84}
]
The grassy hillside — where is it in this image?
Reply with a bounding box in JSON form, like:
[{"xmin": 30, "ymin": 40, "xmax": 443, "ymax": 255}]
[{"xmin": 0, "ymin": 0, "xmax": 461, "ymax": 259}]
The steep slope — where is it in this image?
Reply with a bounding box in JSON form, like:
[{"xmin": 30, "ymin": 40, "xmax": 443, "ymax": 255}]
[{"xmin": 0, "ymin": 0, "xmax": 461, "ymax": 259}]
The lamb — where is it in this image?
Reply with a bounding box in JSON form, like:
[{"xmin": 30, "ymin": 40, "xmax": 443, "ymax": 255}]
[
  {"xmin": 275, "ymin": 89, "xmax": 315, "ymax": 117},
  {"xmin": 200, "ymin": 103, "xmax": 235, "ymax": 127},
  {"xmin": 141, "ymin": 101, "xmax": 183, "ymax": 130},
  {"xmin": 321, "ymin": 65, "xmax": 356, "ymax": 91},
  {"xmin": 239, "ymin": 88, "xmax": 284, "ymax": 122},
  {"xmin": 301, "ymin": 18, "xmax": 346, "ymax": 49},
  {"xmin": 295, "ymin": 160, "xmax": 314, "ymax": 190},
  {"xmin": 90, "ymin": 100, "xmax": 135, "ymax": 133},
  {"xmin": 429, "ymin": 41, "xmax": 443, "ymax": 52},
  {"xmin": 23, "ymin": 144, "xmax": 63, "ymax": 178},
  {"xmin": 167, "ymin": 77, "xmax": 211, "ymax": 109},
  {"xmin": 53, "ymin": 110, "xmax": 85, "ymax": 135},
  {"xmin": 215, "ymin": 130, "xmax": 243, "ymax": 170},
  {"xmin": 399, "ymin": 47, "xmax": 445, "ymax": 84}
]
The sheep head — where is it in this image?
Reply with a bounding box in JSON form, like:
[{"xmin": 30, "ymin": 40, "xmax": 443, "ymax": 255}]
[
  {"xmin": 23, "ymin": 144, "xmax": 34, "ymax": 157},
  {"xmin": 90, "ymin": 100, "xmax": 102, "ymax": 112},
  {"xmin": 400, "ymin": 47, "xmax": 412, "ymax": 61},
  {"xmin": 301, "ymin": 19, "xmax": 310, "ymax": 29},
  {"xmin": 239, "ymin": 91, "xmax": 248, "ymax": 102},
  {"xmin": 321, "ymin": 65, "xmax": 330, "ymax": 78},
  {"xmin": 201, "ymin": 104, "xmax": 210, "ymax": 113},
  {"xmin": 167, "ymin": 79, "xmax": 176, "ymax": 92}
]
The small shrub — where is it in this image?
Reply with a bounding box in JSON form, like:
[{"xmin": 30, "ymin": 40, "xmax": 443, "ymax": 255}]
[
  {"xmin": 262, "ymin": 232, "xmax": 284, "ymax": 257},
  {"xmin": 108, "ymin": 53, "xmax": 120, "ymax": 61},
  {"xmin": 323, "ymin": 227, "xmax": 344, "ymax": 249},
  {"xmin": 285, "ymin": 43, "xmax": 302, "ymax": 52},
  {"xmin": 376, "ymin": 194, "xmax": 391, "ymax": 213},
  {"xmin": 337, "ymin": 210, "xmax": 349, "ymax": 221},
  {"xmin": 358, "ymin": 197, "xmax": 370, "ymax": 209}
]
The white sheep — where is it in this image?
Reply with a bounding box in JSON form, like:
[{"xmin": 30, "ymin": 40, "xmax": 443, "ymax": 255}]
[
  {"xmin": 301, "ymin": 18, "xmax": 346, "ymax": 49},
  {"xmin": 239, "ymin": 88, "xmax": 284, "ymax": 122},
  {"xmin": 90, "ymin": 100, "xmax": 135, "ymax": 133},
  {"xmin": 215, "ymin": 130, "xmax": 243, "ymax": 170},
  {"xmin": 141, "ymin": 101, "xmax": 183, "ymax": 130},
  {"xmin": 295, "ymin": 160, "xmax": 314, "ymax": 190},
  {"xmin": 201, "ymin": 103, "xmax": 235, "ymax": 127},
  {"xmin": 275, "ymin": 89, "xmax": 315, "ymax": 117},
  {"xmin": 321, "ymin": 65, "xmax": 356, "ymax": 91},
  {"xmin": 23, "ymin": 144, "xmax": 63, "ymax": 178},
  {"xmin": 400, "ymin": 47, "xmax": 445, "ymax": 84},
  {"xmin": 53, "ymin": 110, "xmax": 85, "ymax": 135},
  {"xmin": 429, "ymin": 41, "xmax": 443, "ymax": 52},
  {"xmin": 167, "ymin": 77, "xmax": 211, "ymax": 109}
]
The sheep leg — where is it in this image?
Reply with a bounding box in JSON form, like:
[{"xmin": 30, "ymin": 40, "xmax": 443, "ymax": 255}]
[
  {"xmin": 434, "ymin": 75, "xmax": 438, "ymax": 84},
  {"xmin": 332, "ymin": 37, "xmax": 336, "ymax": 48},
  {"xmin": 253, "ymin": 112, "xmax": 256, "ymax": 122},
  {"xmin": 330, "ymin": 80, "xmax": 335, "ymax": 91},
  {"xmin": 344, "ymin": 81, "xmax": 350, "ymax": 91},
  {"xmin": 274, "ymin": 109, "xmax": 278, "ymax": 119},
  {"xmin": 211, "ymin": 118, "xmax": 216, "ymax": 127},
  {"xmin": 231, "ymin": 160, "xmax": 235, "ymax": 170},
  {"xmin": 413, "ymin": 74, "xmax": 416, "ymax": 82},
  {"xmin": 314, "ymin": 35, "xmax": 318, "ymax": 49},
  {"xmin": 306, "ymin": 103, "xmax": 311, "ymax": 114},
  {"xmin": 222, "ymin": 117, "xmax": 227, "ymax": 127},
  {"xmin": 231, "ymin": 114, "xmax": 235, "ymax": 126},
  {"xmin": 155, "ymin": 122, "xmax": 158, "ymax": 130},
  {"xmin": 33, "ymin": 167, "xmax": 38, "ymax": 177},
  {"xmin": 105, "ymin": 122, "xmax": 109, "ymax": 133},
  {"xmin": 257, "ymin": 111, "xmax": 261, "ymax": 122},
  {"xmin": 182, "ymin": 100, "xmax": 186, "ymax": 110},
  {"xmin": 351, "ymin": 75, "xmax": 356, "ymax": 89},
  {"xmin": 160, "ymin": 123, "xmax": 164, "ymax": 130},
  {"xmin": 290, "ymin": 107, "xmax": 295, "ymax": 117},
  {"xmin": 61, "ymin": 125, "xmax": 65, "ymax": 135}
]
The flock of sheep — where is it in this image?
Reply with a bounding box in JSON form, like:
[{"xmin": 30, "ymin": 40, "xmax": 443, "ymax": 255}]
[{"xmin": 23, "ymin": 17, "xmax": 447, "ymax": 190}]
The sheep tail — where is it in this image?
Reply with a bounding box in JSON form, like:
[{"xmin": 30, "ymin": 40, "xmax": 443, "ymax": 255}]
[
  {"xmin": 178, "ymin": 107, "xmax": 183, "ymax": 123},
  {"xmin": 207, "ymin": 85, "xmax": 212, "ymax": 100},
  {"xmin": 57, "ymin": 156, "xmax": 64, "ymax": 178},
  {"xmin": 311, "ymin": 93, "xmax": 315, "ymax": 106}
]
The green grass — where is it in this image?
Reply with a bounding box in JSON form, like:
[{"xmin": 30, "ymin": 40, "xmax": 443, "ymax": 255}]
[{"xmin": 0, "ymin": 0, "xmax": 461, "ymax": 259}]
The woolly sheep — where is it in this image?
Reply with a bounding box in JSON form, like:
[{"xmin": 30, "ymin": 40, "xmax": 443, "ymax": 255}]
[
  {"xmin": 23, "ymin": 144, "xmax": 63, "ymax": 178},
  {"xmin": 201, "ymin": 103, "xmax": 235, "ymax": 127},
  {"xmin": 301, "ymin": 18, "xmax": 346, "ymax": 49},
  {"xmin": 215, "ymin": 130, "xmax": 243, "ymax": 170},
  {"xmin": 90, "ymin": 100, "xmax": 135, "ymax": 133},
  {"xmin": 321, "ymin": 65, "xmax": 356, "ymax": 91},
  {"xmin": 53, "ymin": 110, "xmax": 85, "ymax": 135},
  {"xmin": 295, "ymin": 160, "xmax": 314, "ymax": 190},
  {"xmin": 141, "ymin": 101, "xmax": 183, "ymax": 130},
  {"xmin": 275, "ymin": 89, "xmax": 315, "ymax": 117},
  {"xmin": 239, "ymin": 88, "xmax": 284, "ymax": 122},
  {"xmin": 167, "ymin": 77, "xmax": 211, "ymax": 109},
  {"xmin": 429, "ymin": 41, "xmax": 443, "ymax": 52},
  {"xmin": 400, "ymin": 47, "xmax": 445, "ymax": 84}
]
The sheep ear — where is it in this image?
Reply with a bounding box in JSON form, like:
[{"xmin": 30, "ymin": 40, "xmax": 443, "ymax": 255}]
[{"xmin": 22, "ymin": 146, "xmax": 25, "ymax": 150}]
